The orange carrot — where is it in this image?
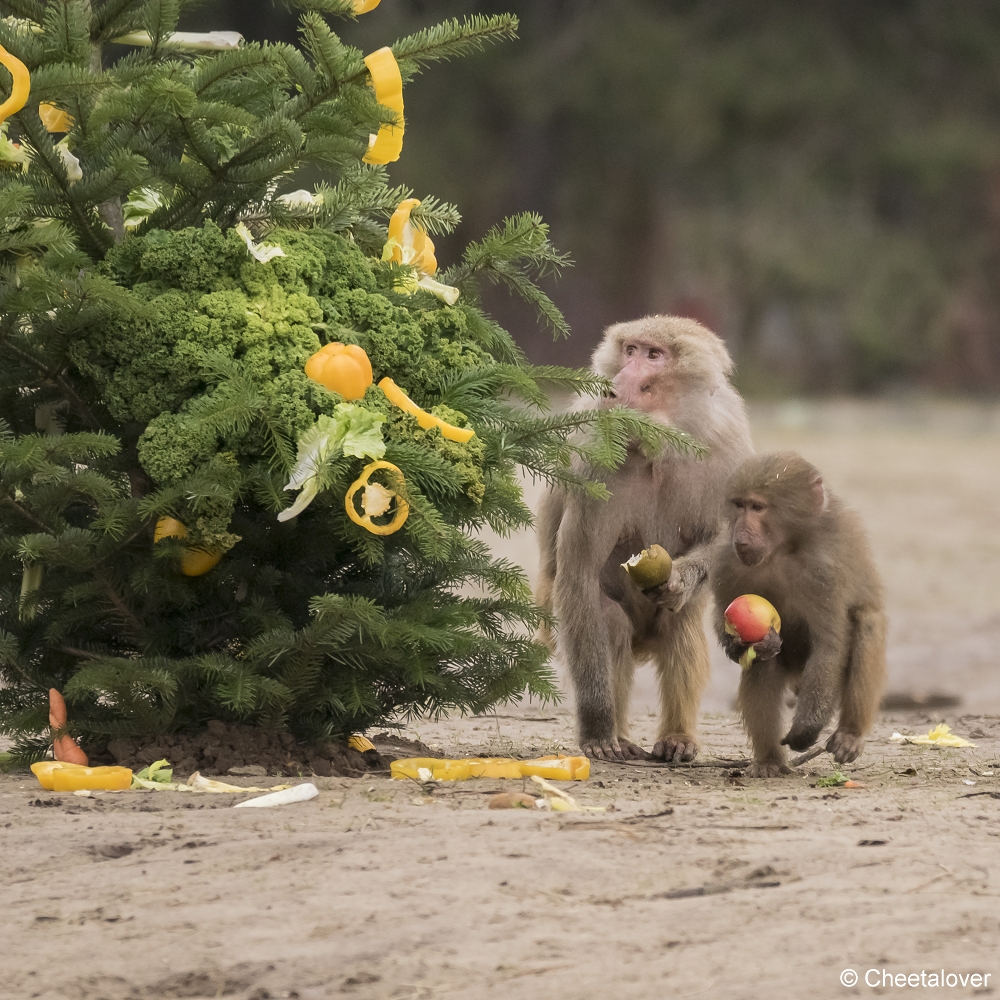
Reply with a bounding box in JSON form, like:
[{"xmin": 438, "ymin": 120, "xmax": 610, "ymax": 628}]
[
  {"xmin": 48, "ymin": 688, "xmax": 67, "ymax": 728},
  {"xmin": 49, "ymin": 688, "xmax": 88, "ymax": 764},
  {"xmin": 53, "ymin": 734, "xmax": 88, "ymax": 765}
]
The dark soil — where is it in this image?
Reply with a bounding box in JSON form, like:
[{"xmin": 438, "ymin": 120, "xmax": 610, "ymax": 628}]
[{"xmin": 98, "ymin": 721, "xmax": 396, "ymax": 778}]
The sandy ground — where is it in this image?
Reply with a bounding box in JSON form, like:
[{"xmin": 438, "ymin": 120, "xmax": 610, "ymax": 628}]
[{"xmin": 3, "ymin": 400, "xmax": 1000, "ymax": 999}]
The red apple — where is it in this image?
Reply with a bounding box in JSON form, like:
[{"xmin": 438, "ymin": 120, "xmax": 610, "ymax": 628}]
[{"xmin": 723, "ymin": 594, "xmax": 781, "ymax": 644}]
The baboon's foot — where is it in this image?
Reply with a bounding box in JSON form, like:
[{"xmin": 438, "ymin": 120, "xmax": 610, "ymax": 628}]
[
  {"xmin": 651, "ymin": 734, "xmax": 699, "ymax": 763},
  {"xmin": 746, "ymin": 758, "xmax": 792, "ymax": 778},
  {"xmin": 580, "ymin": 737, "xmax": 647, "ymax": 761}
]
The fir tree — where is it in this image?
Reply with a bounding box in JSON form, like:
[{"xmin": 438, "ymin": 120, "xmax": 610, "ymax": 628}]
[{"xmin": 0, "ymin": 0, "xmax": 694, "ymax": 761}]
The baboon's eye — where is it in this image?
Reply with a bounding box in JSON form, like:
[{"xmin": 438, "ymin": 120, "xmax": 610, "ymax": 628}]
[{"xmin": 750, "ymin": 501, "xmax": 766, "ymax": 513}]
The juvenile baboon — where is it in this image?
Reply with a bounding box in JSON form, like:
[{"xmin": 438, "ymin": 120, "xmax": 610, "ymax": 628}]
[
  {"xmin": 537, "ymin": 316, "xmax": 753, "ymax": 761},
  {"xmin": 710, "ymin": 452, "xmax": 887, "ymax": 776}
]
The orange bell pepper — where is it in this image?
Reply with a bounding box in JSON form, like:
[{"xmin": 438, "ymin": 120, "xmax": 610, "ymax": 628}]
[
  {"xmin": 345, "ymin": 460, "xmax": 409, "ymax": 535},
  {"xmin": 304, "ymin": 342, "xmax": 373, "ymax": 400},
  {"xmin": 154, "ymin": 517, "xmax": 222, "ymax": 576},
  {"xmin": 362, "ymin": 47, "xmax": 403, "ymax": 164},
  {"xmin": 378, "ymin": 377, "xmax": 475, "ymax": 443}
]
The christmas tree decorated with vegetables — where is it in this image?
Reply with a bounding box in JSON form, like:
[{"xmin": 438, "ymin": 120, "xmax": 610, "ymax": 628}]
[{"xmin": 0, "ymin": 0, "xmax": 685, "ymax": 771}]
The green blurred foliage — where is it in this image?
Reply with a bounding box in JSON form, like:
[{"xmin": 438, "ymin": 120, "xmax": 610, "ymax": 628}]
[{"xmin": 195, "ymin": 0, "xmax": 1000, "ymax": 394}]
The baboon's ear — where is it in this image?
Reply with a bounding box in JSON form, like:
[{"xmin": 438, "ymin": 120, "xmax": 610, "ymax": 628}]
[{"xmin": 810, "ymin": 475, "xmax": 827, "ymax": 514}]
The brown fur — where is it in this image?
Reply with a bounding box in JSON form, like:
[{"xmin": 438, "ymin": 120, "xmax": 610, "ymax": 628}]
[
  {"xmin": 536, "ymin": 315, "xmax": 753, "ymax": 761},
  {"xmin": 709, "ymin": 452, "xmax": 887, "ymax": 776}
]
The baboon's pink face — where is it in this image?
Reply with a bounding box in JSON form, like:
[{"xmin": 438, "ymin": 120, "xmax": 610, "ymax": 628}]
[{"xmin": 601, "ymin": 340, "xmax": 670, "ymax": 411}]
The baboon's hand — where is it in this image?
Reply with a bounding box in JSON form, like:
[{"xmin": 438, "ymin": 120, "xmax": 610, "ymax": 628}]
[
  {"xmin": 720, "ymin": 631, "xmax": 750, "ymax": 664},
  {"xmin": 827, "ymin": 730, "xmax": 865, "ymax": 763},
  {"xmin": 580, "ymin": 737, "xmax": 649, "ymax": 761},
  {"xmin": 649, "ymin": 556, "xmax": 705, "ymax": 612},
  {"xmin": 651, "ymin": 734, "xmax": 699, "ymax": 763},
  {"xmin": 752, "ymin": 627, "xmax": 782, "ymax": 661},
  {"xmin": 780, "ymin": 724, "xmax": 821, "ymax": 752}
]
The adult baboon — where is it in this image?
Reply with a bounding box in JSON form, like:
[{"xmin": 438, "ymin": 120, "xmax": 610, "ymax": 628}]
[{"xmin": 537, "ymin": 316, "xmax": 753, "ymax": 761}]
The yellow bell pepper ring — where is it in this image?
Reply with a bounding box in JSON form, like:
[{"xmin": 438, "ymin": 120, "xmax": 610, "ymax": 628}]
[
  {"xmin": 345, "ymin": 461, "xmax": 409, "ymax": 535},
  {"xmin": 390, "ymin": 755, "xmax": 591, "ymax": 782},
  {"xmin": 0, "ymin": 44, "xmax": 30, "ymax": 126},
  {"xmin": 386, "ymin": 198, "xmax": 438, "ymax": 275},
  {"xmin": 39, "ymin": 102, "xmax": 73, "ymax": 133},
  {"xmin": 304, "ymin": 342, "xmax": 373, "ymax": 400},
  {"xmin": 30, "ymin": 761, "xmax": 133, "ymax": 792},
  {"xmin": 362, "ymin": 46, "xmax": 403, "ymax": 165},
  {"xmin": 378, "ymin": 377, "xmax": 475, "ymax": 444},
  {"xmin": 154, "ymin": 517, "xmax": 223, "ymax": 576}
]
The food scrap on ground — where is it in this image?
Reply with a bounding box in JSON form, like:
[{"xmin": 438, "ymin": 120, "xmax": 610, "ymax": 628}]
[
  {"xmin": 889, "ymin": 724, "xmax": 976, "ymax": 748},
  {"xmin": 390, "ymin": 754, "xmax": 590, "ymax": 781}
]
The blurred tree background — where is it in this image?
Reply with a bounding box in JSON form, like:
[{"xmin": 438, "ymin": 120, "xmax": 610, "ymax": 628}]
[{"xmin": 183, "ymin": 0, "xmax": 1000, "ymax": 396}]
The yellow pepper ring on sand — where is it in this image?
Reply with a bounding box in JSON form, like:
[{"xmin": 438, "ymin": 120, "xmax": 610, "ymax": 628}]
[
  {"xmin": 386, "ymin": 197, "xmax": 438, "ymax": 275},
  {"xmin": 362, "ymin": 46, "xmax": 403, "ymax": 165},
  {"xmin": 0, "ymin": 44, "xmax": 30, "ymax": 125},
  {"xmin": 378, "ymin": 377, "xmax": 475, "ymax": 444},
  {"xmin": 39, "ymin": 102, "xmax": 73, "ymax": 132},
  {"xmin": 345, "ymin": 461, "xmax": 409, "ymax": 536}
]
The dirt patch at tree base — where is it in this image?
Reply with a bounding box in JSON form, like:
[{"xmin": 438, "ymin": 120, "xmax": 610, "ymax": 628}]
[{"xmin": 95, "ymin": 721, "xmax": 408, "ymax": 778}]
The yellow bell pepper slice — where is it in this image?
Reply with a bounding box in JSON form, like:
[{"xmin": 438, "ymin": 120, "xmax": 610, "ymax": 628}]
[
  {"xmin": 39, "ymin": 102, "xmax": 72, "ymax": 132},
  {"xmin": 362, "ymin": 46, "xmax": 403, "ymax": 164},
  {"xmin": 345, "ymin": 460, "xmax": 409, "ymax": 535},
  {"xmin": 353, "ymin": 0, "xmax": 382, "ymax": 11},
  {"xmin": 390, "ymin": 755, "xmax": 591, "ymax": 782},
  {"xmin": 386, "ymin": 198, "xmax": 437, "ymax": 274},
  {"xmin": 0, "ymin": 44, "xmax": 30, "ymax": 126},
  {"xmin": 154, "ymin": 517, "xmax": 223, "ymax": 576},
  {"xmin": 378, "ymin": 377, "xmax": 475, "ymax": 443}
]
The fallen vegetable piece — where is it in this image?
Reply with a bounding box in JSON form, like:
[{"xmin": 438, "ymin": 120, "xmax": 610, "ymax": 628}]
[
  {"xmin": 131, "ymin": 758, "xmax": 173, "ymax": 787},
  {"xmin": 153, "ymin": 517, "xmax": 223, "ymax": 576},
  {"xmin": 31, "ymin": 760, "xmax": 79, "ymax": 790},
  {"xmin": 382, "ymin": 198, "xmax": 460, "ymax": 304},
  {"xmin": 348, "ymin": 735, "xmax": 376, "ymax": 752},
  {"xmin": 0, "ymin": 43, "xmax": 30, "ymax": 125},
  {"xmin": 345, "ymin": 460, "xmax": 409, "ymax": 535},
  {"xmin": 233, "ymin": 782, "xmax": 318, "ymax": 808},
  {"xmin": 133, "ymin": 769, "xmax": 292, "ymax": 793},
  {"xmin": 378, "ymin": 378, "xmax": 475, "ymax": 443},
  {"xmin": 889, "ymin": 724, "xmax": 976, "ymax": 748},
  {"xmin": 843, "ymin": 780, "xmax": 865, "ymax": 788},
  {"xmin": 489, "ymin": 792, "xmax": 540, "ymax": 810},
  {"xmin": 390, "ymin": 754, "xmax": 590, "ymax": 782},
  {"xmin": 362, "ymin": 47, "xmax": 403, "ymax": 164},
  {"xmin": 304, "ymin": 342, "xmax": 373, "ymax": 400},
  {"xmin": 39, "ymin": 102, "xmax": 72, "ymax": 132},
  {"xmin": 112, "ymin": 30, "xmax": 243, "ymax": 50},
  {"xmin": 529, "ymin": 775, "xmax": 605, "ymax": 812},
  {"xmin": 51, "ymin": 765, "xmax": 132, "ymax": 792},
  {"xmin": 49, "ymin": 688, "xmax": 89, "ymax": 765}
]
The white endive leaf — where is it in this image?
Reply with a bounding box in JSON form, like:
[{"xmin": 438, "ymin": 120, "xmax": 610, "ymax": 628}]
[
  {"xmin": 235, "ymin": 222, "xmax": 286, "ymax": 263},
  {"xmin": 114, "ymin": 30, "xmax": 243, "ymax": 50}
]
